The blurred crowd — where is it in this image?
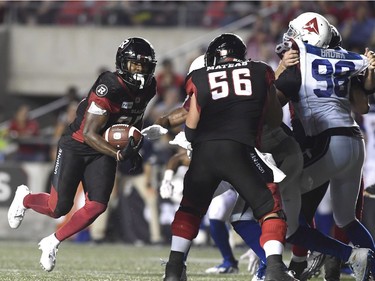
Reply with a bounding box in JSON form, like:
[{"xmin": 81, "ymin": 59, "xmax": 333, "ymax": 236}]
[{"xmin": 1, "ymin": 0, "xmax": 375, "ymax": 245}]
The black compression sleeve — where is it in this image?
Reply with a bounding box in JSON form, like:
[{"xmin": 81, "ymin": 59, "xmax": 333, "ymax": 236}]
[{"xmin": 185, "ymin": 126, "xmax": 196, "ymax": 142}]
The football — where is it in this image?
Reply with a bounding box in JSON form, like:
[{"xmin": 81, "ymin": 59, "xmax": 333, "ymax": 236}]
[{"xmin": 103, "ymin": 124, "xmax": 142, "ymax": 150}]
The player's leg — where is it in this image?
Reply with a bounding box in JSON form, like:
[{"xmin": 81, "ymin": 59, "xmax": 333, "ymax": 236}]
[
  {"xmin": 224, "ymin": 144, "xmax": 297, "ymax": 281},
  {"xmin": 8, "ymin": 145, "xmax": 84, "ymax": 230},
  {"xmin": 39, "ymin": 153, "xmax": 116, "ymax": 272},
  {"xmin": 164, "ymin": 142, "xmax": 220, "ymax": 281},
  {"xmin": 205, "ymin": 183, "xmax": 239, "ymax": 274}
]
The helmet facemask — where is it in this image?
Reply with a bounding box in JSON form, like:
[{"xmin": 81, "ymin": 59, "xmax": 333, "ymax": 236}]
[
  {"xmin": 116, "ymin": 37, "xmax": 157, "ymax": 90},
  {"xmin": 118, "ymin": 58, "xmax": 156, "ymax": 90}
]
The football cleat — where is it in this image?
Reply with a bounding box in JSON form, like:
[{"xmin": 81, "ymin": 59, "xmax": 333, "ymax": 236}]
[
  {"xmin": 38, "ymin": 234, "xmax": 60, "ymax": 272},
  {"xmin": 8, "ymin": 184, "xmax": 30, "ymax": 229},
  {"xmin": 347, "ymin": 247, "xmax": 373, "ymax": 281},
  {"xmin": 161, "ymin": 259, "xmax": 187, "ymax": 281},
  {"xmin": 324, "ymin": 255, "xmax": 341, "ymax": 281},
  {"xmin": 300, "ymin": 252, "xmax": 326, "ymax": 281},
  {"xmin": 288, "ymin": 259, "xmax": 308, "ymax": 279},
  {"xmin": 266, "ymin": 255, "xmax": 299, "ymax": 281},
  {"xmin": 205, "ymin": 260, "xmax": 239, "ymax": 274}
]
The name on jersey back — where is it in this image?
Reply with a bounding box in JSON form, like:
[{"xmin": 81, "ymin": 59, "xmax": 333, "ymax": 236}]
[
  {"xmin": 207, "ymin": 61, "xmax": 249, "ymax": 70},
  {"xmin": 320, "ymin": 49, "xmax": 345, "ymax": 59}
]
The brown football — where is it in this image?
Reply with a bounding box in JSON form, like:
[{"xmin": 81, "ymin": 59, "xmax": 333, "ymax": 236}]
[{"xmin": 103, "ymin": 124, "xmax": 142, "ymax": 150}]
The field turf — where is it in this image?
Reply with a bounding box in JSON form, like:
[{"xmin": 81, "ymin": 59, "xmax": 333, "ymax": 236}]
[{"xmin": 0, "ymin": 241, "xmax": 354, "ymax": 281}]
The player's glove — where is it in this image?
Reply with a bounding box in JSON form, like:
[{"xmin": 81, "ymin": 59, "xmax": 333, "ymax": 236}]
[
  {"xmin": 160, "ymin": 169, "xmax": 174, "ymax": 199},
  {"xmin": 129, "ymin": 152, "xmax": 143, "ymax": 174},
  {"xmin": 119, "ymin": 135, "xmax": 144, "ymax": 161},
  {"xmin": 240, "ymin": 248, "xmax": 260, "ymax": 275},
  {"xmin": 169, "ymin": 131, "xmax": 193, "ymax": 159},
  {"xmin": 141, "ymin": 125, "xmax": 168, "ymax": 140}
]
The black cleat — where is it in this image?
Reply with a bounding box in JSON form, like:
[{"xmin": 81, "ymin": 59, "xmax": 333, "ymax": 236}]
[
  {"xmin": 266, "ymin": 255, "xmax": 299, "ymax": 281},
  {"xmin": 289, "ymin": 260, "xmax": 307, "ymax": 279},
  {"xmin": 163, "ymin": 261, "xmax": 187, "ymax": 281},
  {"xmin": 324, "ymin": 255, "xmax": 341, "ymax": 281}
]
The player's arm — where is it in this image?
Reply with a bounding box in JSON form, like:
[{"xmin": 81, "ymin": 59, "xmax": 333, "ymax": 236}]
[
  {"xmin": 185, "ymin": 93, "xmax": 200, "ymax": 142},
  {"xmin": 82, "ymin": 107, "xmax": 118, "ymax": 159},
  {"xmin": 155, "ymin": 107, "xmax": 188, "ymax": 129},
  {"xmin": 275, "ymin": 49, "xmax": 299, "ymax": 79},
  {"xmin": 363, "ymin": 48, "xmax": 375, "ymax": 92},
  {"xmin": 350, "ymin": 78, "xmax": 370, "ymax": 114},
  {"xmin": 264, "ymin": 84, "xmax": 283, "ymax": 129},
  {"xmin": 141, "ymin": 106, "xmax": 188, "ymax": 140}
]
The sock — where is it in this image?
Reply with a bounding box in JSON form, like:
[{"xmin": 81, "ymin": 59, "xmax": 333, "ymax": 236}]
[
  {"xmin": 209, "ymin": 219, "xmax": 236, "ymax": 264},
  {"xmin": 344, "ymin": 219, "xmax": 375, "ymax": 251},
  {"xmin": 232, "ymin": 220, "xmax": 266, "ymax": 264},
  {"xmin": 287, "ymin": 225, "xmax": 352, "ymax": 261}
]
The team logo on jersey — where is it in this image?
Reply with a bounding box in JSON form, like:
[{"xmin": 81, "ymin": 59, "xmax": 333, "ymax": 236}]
[
  {"xmin": 95, "ymin": 84, "xmax": 108, "ymax": 97},
  {"xmin": 122, "ymin": 102, "xmax": 133, "ymax": 109},
  {"xmin": 303, "ymin": 18, "xmax": 319, "ymax": 35}
]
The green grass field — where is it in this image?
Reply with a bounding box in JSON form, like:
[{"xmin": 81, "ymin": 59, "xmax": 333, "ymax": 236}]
[{"xmin": 0, "ymin": 241, "xmax": 355, "ymax": 281}]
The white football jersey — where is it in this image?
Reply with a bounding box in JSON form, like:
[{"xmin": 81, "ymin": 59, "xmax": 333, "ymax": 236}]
[{"xmin": 292, "ymin": 39, "xmax": 369, "ymax": 136}]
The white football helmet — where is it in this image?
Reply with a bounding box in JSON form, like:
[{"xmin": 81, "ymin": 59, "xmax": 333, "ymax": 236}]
[
  {"xmin": 286, "ymin": 12, "xmax": 332, "ymax": 48},
  {"xmin": 187, "ymin": 55, "xmax": 205, "ymax": 75}
]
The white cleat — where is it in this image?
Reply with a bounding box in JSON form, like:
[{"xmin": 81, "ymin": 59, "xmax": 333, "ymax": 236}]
[
  {"xmin": 38, "ymin": 234, "xmax": 60, "ymax": 272},
  {"xmin": 8, "ymin": 185, "xmax": 30, "ymax": 229},
  {"xmin": 348, "ymin": 247, "xmax": 373, "ymax": 281}
]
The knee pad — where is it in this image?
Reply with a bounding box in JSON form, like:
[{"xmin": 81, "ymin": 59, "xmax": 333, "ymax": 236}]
[{"xmin": 171, "ymin": 209, "xmax": 202, "ymax": 240}]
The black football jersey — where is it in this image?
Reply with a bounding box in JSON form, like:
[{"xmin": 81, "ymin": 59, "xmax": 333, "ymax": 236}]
[
  {"xmin": 185, "ymin": 60, "xmax": 274, "ymax": 146},
  {"xmin": 65, "ymin": 71, "xmax": 156, "ymax": 144}
]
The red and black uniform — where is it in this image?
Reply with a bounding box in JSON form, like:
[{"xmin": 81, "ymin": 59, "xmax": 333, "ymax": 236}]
[
  {"xmin": 172, "ymin": 60, "xmax": 284, "ymax": 243},
  {"xmin": 24, "ymin": 71, "xmax": 156, "ymax": 241}
]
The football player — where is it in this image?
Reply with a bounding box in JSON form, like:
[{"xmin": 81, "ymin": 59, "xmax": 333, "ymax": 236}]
[
  {"xmin": 275, "ymin": 12, "xmax": 375, "ymax": 280},
  {"xmin": 157, "ymin": 33, "xmax": 297, "ymax": 281},
  {"xmin": 7, "ymin": 37, "xmax": 157, "ymax": 272}
]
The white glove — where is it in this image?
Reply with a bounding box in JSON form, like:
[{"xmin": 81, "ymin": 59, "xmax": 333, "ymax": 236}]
[
  {"xmin": 141, "ymin": 125, "xmax": 168, "ymax": 140},
  {"xmin": 169, "ymin": 131, "xmax": 191, "ymax": 150},
  {"xmin": 169, "ymin": 131, "xmax": 193, "ymax": 159},
  {"xmin": 240, "ymin": 248, "xmax": 260, "ymax": 275},
  {"xmin": 160, "ymin": 169, "xmax": 174, "ymax": 199}
]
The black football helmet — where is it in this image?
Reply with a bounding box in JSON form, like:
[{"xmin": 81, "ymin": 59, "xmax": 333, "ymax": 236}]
[
  {"xmin": 205, "ymin": 33, "xmax": 247, "ymax": 66},
  {"xmin": 116, "ymin": 37, "xmax": 157, "ymax": 90}
]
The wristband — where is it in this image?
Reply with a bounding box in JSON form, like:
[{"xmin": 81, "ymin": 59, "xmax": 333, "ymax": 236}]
[{"xmin": 163, "ymin": 169, "xmax": 174, "ymax": 181}]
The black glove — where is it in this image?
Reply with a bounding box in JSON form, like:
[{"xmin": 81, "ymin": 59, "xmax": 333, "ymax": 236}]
[
  {"xmin": 119, "ymin": 135, "xmax": 144, "ymax": 161},
  {"xmin": 129, "ymin": 152, "xmax": 143, "ymax": 174}
]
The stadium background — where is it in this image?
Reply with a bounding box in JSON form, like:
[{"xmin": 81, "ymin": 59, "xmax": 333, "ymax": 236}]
[{"xmin": 0, "ymin": 1, "xmax": 374, "ymax": 280}]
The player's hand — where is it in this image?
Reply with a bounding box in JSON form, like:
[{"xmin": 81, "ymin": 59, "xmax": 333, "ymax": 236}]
[
  {"xmin": 141, "ymin": 125, "xmax": 168, "ymax": 140},
  {"xmin": 160, "ymin": 179, "xmax": 174, "ymax": 199},
  {"xmin": 280, "ymin": 49, "xmax": 299, "ymax": 68},
  {"xmin": 160, "ymin": 169, "xmax": 174, "ymax": 199},
  {"xmin": 169, "ymin": 131, "xmax": 191, "ymax": 150},
  {"xmin": 119, "ymin": 136, "xmax": 143, "ymax": 161},
  {"xmin": 240, "ymin": 248, "xmax": 260, "ymax": 275},
  {"xmin": 365, "ymin": 47, "xmax": 375, "ymax": 70}
]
